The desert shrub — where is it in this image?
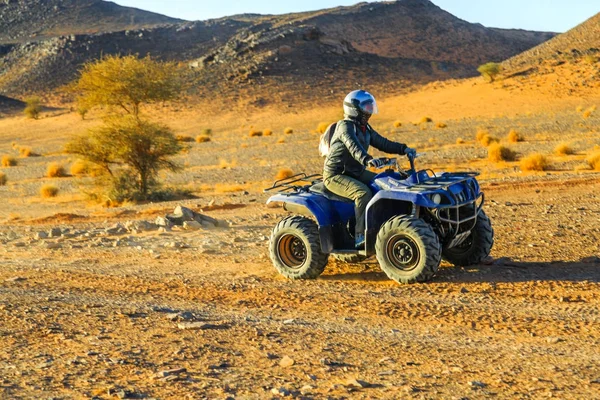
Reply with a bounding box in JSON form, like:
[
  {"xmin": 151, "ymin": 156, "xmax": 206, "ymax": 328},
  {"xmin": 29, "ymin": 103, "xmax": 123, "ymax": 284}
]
[
  {"xmin": 77, "ymin": 105, "xmax": 89, "ymax": 120},
  {"xmin": 40, "ymin": 184, "xmax": 59, "ymax": 198},
  {"xmin": 488, "ymin": 144, "xmax": 516, "ymax": 162},
  {"xmin": 476, "ymin": 129, "xmax": 489, "ymax": 142},
  {"xmin": 24, "ymin": 97, "xmax": 42, "ymax": 120},
  {"xmin": 317, "ymin": 123, "xmax": 329, "ymax": 134},
  {"xmin": 195, "ymin": 135, "xmax": 211, "ymax": 143},
  {"xmin": 71, "ymin": 55, "xmax": 184, "ymax": 118},
  {"xmin": 284, "ymin": 127, "xmax": 294, "ymax": 134},
  {"xmin": 214, "ymin": 183, "xmax": 244, "ymax": 193},
  {"xmin": 11, "ymin": 142, "xmax": 17, "ymax": 149},
  {"xmin": 1, "ymin": 155, "xmax": 17, "ymax": 167},
  {"xmin": 47, "ymin": 162, "xmax": 67, "ymax": 178},
  {"xmin": 477, "ymin": 62, "xmax": 501, "ymax": 82},
  {"xmin": 420, "ymin": 116, "xmax": 432, "ymax": 123},
  {"xmin": 70, "ymin": 160, "xmax": 90, "ymax": 176},
  {"xmin": 435, "ymin": 122, "xmax": 447, "ymax": 129},
  {"xmin": 393, "ymin": 121, "xmax": 402, "ymax": 128},
  {"xmin": 576, "ymin": 105, "xmax": 584, "ymax": 113},
  {"xmin": 521, "ymin": 153, "xmax": 549, "ymax": 171},
  {"xmin": 201, "ymin": 128, "xmax": 212, "ymax": 136},
  {"xmin": 479, "ymin": 134, "xmax": 498, "ymax": 147},
  {"xmin": 507, "ymin": 129, "xmax": 524, "ymax": 143},
  {"xmin": 583, "ymin": 55, "xmax": 598, "ymax": 64},
  {"xmin": 586, "ymin": 152, "xmax": 600, "ymax": 171},
  {"xmin": 554, "ymin": 142, "xmax": 575, "ymax": 156},
  {"xmin": 18, "ymin": 146, "xmax": 34, "ymax": 157},
  {"xmin": 66, "ymin": 116, "xmax": 182, "ymax": 199},
  {"xmin": 249, "ymin": 129, "xmax": 263, "ymax": 137},
  {"xmin": 456, "ymin": 138, "xmax": 465, "ymax": 145},
  {"xmin": 277, "ymin": 137, "xmax": 286, "ymax": 144},
  {"xmin": 0, "ymin": 172, "xmax": 6, "ymax": 186},
  {"xmin": 276, "ymin": 168, "xmax": 294, "ymax": 180},
  {"xmin": 263, "ymin": 129, "xmax": 273, "ymax": 136},
  {"xmin": 582, "ymin": 106, "xmax": 596, "ymax": 119},
  {"xmin": 176, "ymin": 135, "xmax": 194, "ymax": 142}
]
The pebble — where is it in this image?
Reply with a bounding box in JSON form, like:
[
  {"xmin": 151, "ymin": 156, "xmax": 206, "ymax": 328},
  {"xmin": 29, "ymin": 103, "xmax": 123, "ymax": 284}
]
[
  {"xmin": 469, "ymin": 380, "xmax": 487, "ymax": 388},
  {"xmin": 49, "ymin": 228, "xmax": 62, "ymax": 238},
  {"xmin": 154, "ymin": 367, "xmax": 187, "ymax": 379},
  {"xmin": 46, "ymin": 242, "xmax": 63, "ymax": 250},
  {"xmin": 279, "ymin": 356, "xmax": 295, "ymax": 367},
  {"xmin": 177, "ymin": 322, "xmax": 228, "ymax": 330},
  {"xmin": 5, "ymin": 276, "xmax": 26, "ymax": 283},
  {"xmin": 271, "ymin": 387, "xmax": 290, "ymax": 397},
  {"xmin": 345, "ymin": 378, "xmax": 370, "ymax": 388},
  {"xmin": 35, "ymin": 232, "xmax": 48, "ymax": 240}
]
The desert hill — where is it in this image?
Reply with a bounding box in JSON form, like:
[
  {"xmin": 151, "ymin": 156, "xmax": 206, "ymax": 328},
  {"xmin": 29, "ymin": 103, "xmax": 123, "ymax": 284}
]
[
  {"xmin": 505, "ymin": 12, "xmax": 600, "ymax": 70},
  {"xmin": 0, "ymin": 0, "xmax": 182, "ymax": 44},
  {"xmin": 0, "ymin": 0, "xmax": 556, "ymax": 109}
]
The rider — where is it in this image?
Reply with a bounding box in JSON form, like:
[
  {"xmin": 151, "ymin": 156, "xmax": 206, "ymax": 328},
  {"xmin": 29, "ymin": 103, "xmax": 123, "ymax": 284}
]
[{"xmin": 323, "ymin": 90, "xmax": 416, "ymax": 249}]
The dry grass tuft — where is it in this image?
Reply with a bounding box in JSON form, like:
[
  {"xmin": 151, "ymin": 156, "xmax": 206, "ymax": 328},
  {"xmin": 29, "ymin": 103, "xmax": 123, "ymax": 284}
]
[
  {"xmin": 176, "ymin": 135, "xmax": 195, "ymax": 142},
  {"xmin": 521, "ymin": 153, "xmax": 549, "ymax": 172},
  {"xmin": 18, "ymin": 146, "xmax": 35, "ymax": 157},
  {"xmin": 249, "ymin": 129, "xmax": 263, "ymax": 137},
  {"xmin": 40, "ymin": 184, "xmax": 59, "ymax": 198},
  {"xmin": 195, "ymin": 135, "xmax": 211, "ymax": 143},
  {"xmin": 284, "ymin": 127, "xmax": 294, "ymax": 135},
  {"xmin": 456, "ymin": 138, "xmax": 465, "ymax": 145},
  {"xmin": 0, "ymin": 172, "xmax": 6, "ymax": 186},
  {"xmin": 576, "ymin": 105, "xmax": 584, "ymax": 113},
  {"xmin": 276, "ymin": 168, "xmax": 294, "ymax": 180},
  {"xmin": 201, "ymin": 128, "xmax": 212, "ymax": 136},
  {"xmin": 1, "ymin": 155, "xmax": 17, "ymax": 167},
  {"xmin": 47, "ymin": 162, "xmax": 67, "ymax": 178},
  {"xmin": 70, "ymin": 160, "xmax": 90, "ymax": 176},
  {"xmin": 263, "ymin": 129, "xmax": 273, "ymax": 137},
  {"xmin": 478, "ymin": 134, "xmax": 498, "ymax": 147},
  {"xmin": 554, "ymin": 142, "xmax": 575, "ymax": 156},
  {"xmin": 435, "ymin": 122, "xmax": 447, "ymax": 129},
  {"xmin": 507, "ymin": 129, "xmax": 524, "ymax": 143},
  {"xmin": 420, "ymin": 116, "xmax": 432, "ymax": 123},
  {"xmin": 586, "ymin": 152, "xmax": 600, "ymax": 171},
  {"xmin": 317, "ymin": 123, "xmax": 329, "ymax": 134},
  {"xmin": 488, "ymin": 144, "xmax": 516, "ymax": 162},
  {"xmin": 476, "ymin": 129, "xmax": 488, "ymax": 142},
  {"xmin": 277, "ymin": 137, "xmax": 286, "ymax": 144},
  {"xmin": 393, "ymin": 121, "xmax": 402, "ymax": 128}
]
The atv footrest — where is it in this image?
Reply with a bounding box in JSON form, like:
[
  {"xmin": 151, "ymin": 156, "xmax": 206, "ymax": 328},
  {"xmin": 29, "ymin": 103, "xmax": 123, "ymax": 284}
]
[{"xmin": 331, "ymin": 250, "xmax": 369, "ymax": 257}]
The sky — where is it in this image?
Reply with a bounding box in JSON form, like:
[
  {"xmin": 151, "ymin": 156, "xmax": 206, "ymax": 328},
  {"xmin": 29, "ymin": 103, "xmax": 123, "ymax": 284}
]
[{"xmin": 112, "ymin": 0, "xmax": 599, "ymax": 33}]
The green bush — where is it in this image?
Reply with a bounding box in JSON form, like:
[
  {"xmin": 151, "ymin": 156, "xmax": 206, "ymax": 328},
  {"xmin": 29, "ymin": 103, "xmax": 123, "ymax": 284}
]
[
  {"xmin": 24, "ymin": 97, "xmax": 42, "ymax": 119},
  {"xmin": 477, "ymin": 62, "xmax": 501, "ymax": 82}
]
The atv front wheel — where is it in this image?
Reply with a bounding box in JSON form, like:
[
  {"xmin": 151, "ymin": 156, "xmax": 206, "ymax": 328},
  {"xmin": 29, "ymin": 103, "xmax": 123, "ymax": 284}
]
[
  {"xmin": 375, "ymin": 216, "xmax": 441, "ymax": 284},
  {"xmin": 443, "ymin": 210, "xmax": 494, "ymax": 267},
  {"xmin": 269, "ymin": 216, "xmax": 328, "ymax": 279}
]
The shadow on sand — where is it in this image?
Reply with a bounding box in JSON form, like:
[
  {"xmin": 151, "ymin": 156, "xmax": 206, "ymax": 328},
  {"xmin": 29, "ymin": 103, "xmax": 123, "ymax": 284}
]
[{"xmin": 321, "ymin": 258, "xmax": 600, "ymax": 284}]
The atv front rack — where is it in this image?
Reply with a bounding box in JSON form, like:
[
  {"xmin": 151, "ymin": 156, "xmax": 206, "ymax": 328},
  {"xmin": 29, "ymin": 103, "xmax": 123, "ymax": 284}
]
[{"xmin": 264, "ymin": 173, "xmax": 323, "ymax": 194}]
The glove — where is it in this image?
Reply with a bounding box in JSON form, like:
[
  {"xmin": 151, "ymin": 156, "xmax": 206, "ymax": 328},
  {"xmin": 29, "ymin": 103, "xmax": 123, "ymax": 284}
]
[
  {"xmin": 367, "ymin": 157, "xmax": 386, "ymax": 169},
  {"xmin": 404, "ymin": 148, "xmax": 417, "ymax": 158}
]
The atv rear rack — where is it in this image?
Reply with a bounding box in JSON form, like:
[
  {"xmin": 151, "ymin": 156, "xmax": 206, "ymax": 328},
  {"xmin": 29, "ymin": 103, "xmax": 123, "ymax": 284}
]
[{"xmin": 264, "ymin": 173, "xmax": 323, "ymax": 194}]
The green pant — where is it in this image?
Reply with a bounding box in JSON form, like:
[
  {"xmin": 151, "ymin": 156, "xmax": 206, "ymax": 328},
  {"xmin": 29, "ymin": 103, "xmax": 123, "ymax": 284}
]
[{"xmin": 324, "ymin": 169, "xmax": 377, "ymax": 236}]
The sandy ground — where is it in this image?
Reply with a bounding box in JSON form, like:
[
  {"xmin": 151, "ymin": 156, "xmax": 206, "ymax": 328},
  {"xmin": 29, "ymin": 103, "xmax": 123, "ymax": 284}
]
[{"xmin": 1, "ymin": 175, "xmax": 600, "ymax": 399}]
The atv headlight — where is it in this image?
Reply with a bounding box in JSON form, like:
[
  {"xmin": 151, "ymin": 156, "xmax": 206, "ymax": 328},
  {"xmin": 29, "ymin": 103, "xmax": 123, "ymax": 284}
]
[{"xmin": 431, "ymin": 194, "xmax": 442, "ymax": 205}]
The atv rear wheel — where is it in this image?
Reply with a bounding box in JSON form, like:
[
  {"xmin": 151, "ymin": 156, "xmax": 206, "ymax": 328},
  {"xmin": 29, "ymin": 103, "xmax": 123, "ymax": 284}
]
[
  {"xmin": 269, "ymin": 216, "xmax": 328, "ymax": 279},
  {"xmin": 375, "ymin": 216, "xmax": 441, "ymax": 284},
  {"xmin": 443, "ymin": 210, "xmax": 494, "ymax": 266}
]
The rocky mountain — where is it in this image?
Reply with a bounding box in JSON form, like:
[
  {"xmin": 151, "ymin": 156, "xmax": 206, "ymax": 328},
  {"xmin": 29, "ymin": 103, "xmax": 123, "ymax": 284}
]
[
  {"xmin": 0, "ymin": 0, "xmax": 557, "ymax": 109},
  {"xmin": 504, "ymin": 12, "xmax": 600, "ymax": 70},
  {"xmin": 0, "ymin": 0, "xmax": 181, "ymax": 44}
]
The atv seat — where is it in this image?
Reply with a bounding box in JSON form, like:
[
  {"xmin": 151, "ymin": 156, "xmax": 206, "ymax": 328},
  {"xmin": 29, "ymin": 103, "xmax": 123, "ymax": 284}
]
[{"xmin": 309, "ymin": 183, "xmax": 353, "ymax": 203}]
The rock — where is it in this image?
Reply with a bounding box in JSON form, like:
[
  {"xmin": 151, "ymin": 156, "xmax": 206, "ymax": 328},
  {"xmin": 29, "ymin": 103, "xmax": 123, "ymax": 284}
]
[
  {"xmin": 5, "ymin": 276, "xmax": 26, "ymax": 283},
  {"xmin": 582, "ymin": 256, "xmax": 600, "ymax": 264},
  {"xmin": 154, "ymin": 367, "xmax": 187, "ymax": 379},
  {"xmin": 46, "ymin": 242, "xmax": 62, "ymax": 250},
  {"xmin": 283, "ymin": 319, "xmax": 295, "ymax": 325},
  {"xmin": 35, "ymin": 231, "xmax": 48, "ymax": 240},
  {"xmin": 271, "ymin": 387, "xmax": 290, "ymax": 397},
  {"xmin": 183, "ymin": 221, "xmax": 203, "ymax": 231},
  {"xmin": 174, "ymin": 205, "xmax": 196, "ymax": 221},
  {"xmin": 279, "ymin": 356, "xmax": 295, "ymax": 367},
  {"xmin": 469, "ymin": 380, "xmax": 487, "ymax": 389},
  {"xmin": 49, "ymin": 228, "xmax": 62, "ymax": 238},
  {"xmin": 125, "ymin": 220, "xmax": 157, "ymax": 233},
  {"xmin": 166, "ymin": 311, "xmax": 195, "ymax": 321},
  {"xmin": 177, "ymin": 322, "xmax": 229, "ymax": 330},
  {"xmin": 155, "ymin": 216, "xmax": 173, "ymax": 228},
  {"xmin": 105, "ymin": 223, "xmax": 126, "ymax": 235},
  {"xmin": 345, "ymin": 378, "xmax": 370, "ymax": 388}
]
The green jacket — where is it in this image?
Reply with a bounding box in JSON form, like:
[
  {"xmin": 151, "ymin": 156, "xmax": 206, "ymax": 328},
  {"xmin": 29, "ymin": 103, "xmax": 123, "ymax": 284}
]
[{"xmin": 323, "ymin": 118, "xmax": 407, "ymax": 179}]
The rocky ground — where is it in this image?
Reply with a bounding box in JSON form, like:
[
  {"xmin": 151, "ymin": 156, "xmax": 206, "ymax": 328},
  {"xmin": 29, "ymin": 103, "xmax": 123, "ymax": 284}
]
[{"xmin": 1, "ymin": 175, "xmax": 599, "ymax": 399}]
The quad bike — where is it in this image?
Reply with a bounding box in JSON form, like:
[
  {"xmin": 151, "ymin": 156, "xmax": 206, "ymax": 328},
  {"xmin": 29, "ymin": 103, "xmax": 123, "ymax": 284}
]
[{"xmin": 264, "ymin": 154, "xmax": 493, "ymax": 284}]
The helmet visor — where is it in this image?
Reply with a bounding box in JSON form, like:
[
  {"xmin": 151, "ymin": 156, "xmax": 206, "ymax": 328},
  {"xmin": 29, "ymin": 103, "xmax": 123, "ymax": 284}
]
[{"xmin": 360, "ymin": 99, "xmax": 378, "ymax": 115}]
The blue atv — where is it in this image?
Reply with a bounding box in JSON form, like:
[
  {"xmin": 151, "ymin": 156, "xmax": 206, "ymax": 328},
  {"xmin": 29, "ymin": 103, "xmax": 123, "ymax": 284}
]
[{"xmin": 264, "ymin": 154, "xmax": 493, "ymax": 284}]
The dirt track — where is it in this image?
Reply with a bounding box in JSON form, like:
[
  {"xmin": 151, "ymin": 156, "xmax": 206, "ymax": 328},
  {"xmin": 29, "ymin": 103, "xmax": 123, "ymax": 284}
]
[{"xmin": 1, "ymin": 176, "xmax": 600, "ymax": 399}]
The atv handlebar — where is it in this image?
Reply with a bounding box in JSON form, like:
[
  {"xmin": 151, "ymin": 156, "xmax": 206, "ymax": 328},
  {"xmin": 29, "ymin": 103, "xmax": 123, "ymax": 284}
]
[{"xmin": 376, "ymin": 153, "xmax": 424, "ymax": 172}]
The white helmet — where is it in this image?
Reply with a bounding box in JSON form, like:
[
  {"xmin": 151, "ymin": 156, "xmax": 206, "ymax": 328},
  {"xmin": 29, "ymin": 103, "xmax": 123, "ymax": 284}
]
[{"xmin": 343, "ymin": 90, "xmax": 379, "ymax": 121}]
